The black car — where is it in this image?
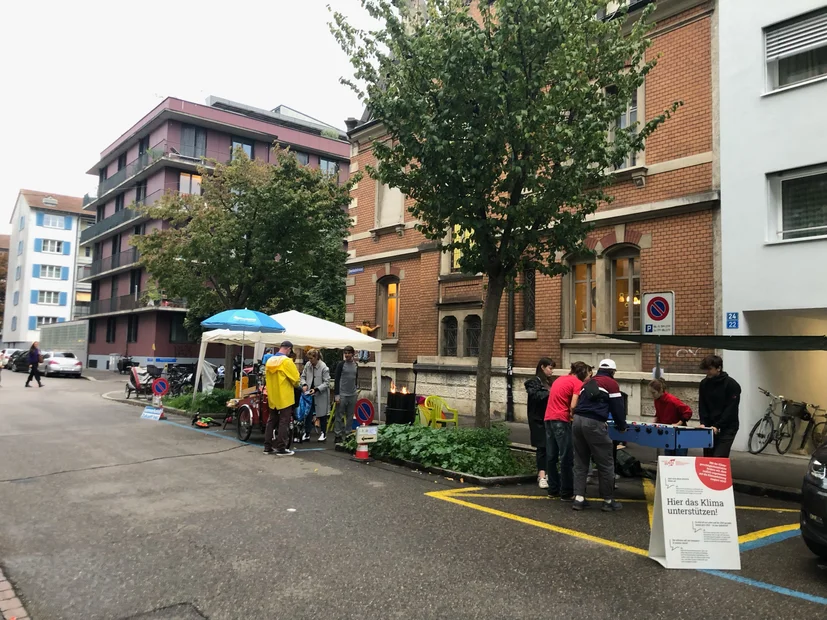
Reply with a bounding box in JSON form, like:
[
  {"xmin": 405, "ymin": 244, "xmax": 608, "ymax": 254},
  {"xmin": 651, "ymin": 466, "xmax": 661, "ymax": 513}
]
[
  {"xmin": 9, "ymin": 350, "xmax": 30, "ymax": 373},
  {"xmin": 801, "ymin": 440, "xmax": 827, "ymax": 559}
]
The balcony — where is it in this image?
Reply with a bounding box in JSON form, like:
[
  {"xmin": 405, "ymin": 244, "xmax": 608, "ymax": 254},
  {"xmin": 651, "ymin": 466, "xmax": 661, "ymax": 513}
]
[
  {"xmin": 73, "ymin": 305, "xmax": 91, "ymax": 318},
  {"xmin": 89, "ymin": 294, "xmax": 187, "ymax": 317},
  {"xmin": 89, "ymin": 140, "xmax": 228, "ymax": 209},
  {"xmin": 80, "ymin": 188, "xmax": 168, "ymax": 245},
  {"xmin": 89, "ymin": 247, "xmax": 141, "ymax": 278}
]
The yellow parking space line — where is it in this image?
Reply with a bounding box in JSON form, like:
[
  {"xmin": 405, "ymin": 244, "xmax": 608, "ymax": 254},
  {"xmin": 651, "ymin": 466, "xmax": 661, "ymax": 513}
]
[
  {"xmin": 642, "ymin": 478, "xmax": 656, "ymax": 528},
  {"xmin": 426, "ymin": 488, "xmax": 649, "ymax": 557},
  {"xmin": 736, "ymin": 506, "xmax": 799, "ymax": 514},
  {"xmin": 738, "ymin": 523, "xmax": 800, "ymax": 545},
  {"xmin": 456, "ymin": 492, "xmax": 648, "ymax": 503}
]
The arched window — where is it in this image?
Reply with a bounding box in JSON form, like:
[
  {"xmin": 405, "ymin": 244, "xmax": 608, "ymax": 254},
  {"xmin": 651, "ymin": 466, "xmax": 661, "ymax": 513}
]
[
  {"xmin": 611, "ymin": 247, "xmax": 641, "ymax": 333},
  {"xmin": 464, "ymin": 315, "xmax": 481, "ymax": 357},
  {"xmin": 441, "ymin": 316, "xmax": 458, "ymax": 356},
  {"xmin": 377, "ymin": 276, "xmax": 400, "ymax": 339},
  {"xmin": 572, "ymin": 260, "xmax": 597, "ymax": 334}
]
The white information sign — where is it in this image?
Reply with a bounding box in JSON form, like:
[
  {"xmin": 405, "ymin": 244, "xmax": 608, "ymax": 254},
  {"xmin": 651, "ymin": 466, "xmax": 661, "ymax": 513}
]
[
  {"xmin": 642, "ymin": 291, "xmax": 675, "ymax": 336},
  {"xmin": 141, "ymin": 406, "xmax": 166, "ymax": 421},
  {"xmin": 356, "ymin": 425, "xmax": 378, "ymax": 444},
  {"xmin": 649, "ymin": 456, "xmax": 740, "ymax": 570}
]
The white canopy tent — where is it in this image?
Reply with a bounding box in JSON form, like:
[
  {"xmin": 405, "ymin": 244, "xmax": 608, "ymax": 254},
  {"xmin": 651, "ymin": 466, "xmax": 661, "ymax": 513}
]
[{"xmin": 193, "ymin": 310, "xmax": 384, "ymax": 420}]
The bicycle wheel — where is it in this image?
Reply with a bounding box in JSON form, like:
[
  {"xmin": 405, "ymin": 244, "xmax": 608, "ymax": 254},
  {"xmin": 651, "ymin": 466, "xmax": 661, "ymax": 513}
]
[
  {"xmin": 812, "ymin": 422, "xmax": 827, "ymax": 449},
  {"xmin": 748, "ymin": 416, "xmax": 774, "ymax": 454},
  {"xmin": 776, "ymin": 417, "xmax": 798, "ymax": 454},
  {"xmin": 236, "ymin": 405, "xmax": 253, "ymax": 442}
]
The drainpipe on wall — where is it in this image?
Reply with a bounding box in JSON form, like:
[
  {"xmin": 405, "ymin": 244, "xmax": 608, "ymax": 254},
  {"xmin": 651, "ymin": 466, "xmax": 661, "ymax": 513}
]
[{"xmin": 506, "ymin": 281, "xmax": 515, "ymax": 422}]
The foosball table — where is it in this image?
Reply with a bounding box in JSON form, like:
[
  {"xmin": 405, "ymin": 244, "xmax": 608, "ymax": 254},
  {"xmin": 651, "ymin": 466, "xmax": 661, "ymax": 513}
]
[{"xmin": 608, "ymin": 421, "xmax": 714, "ymax": 451}]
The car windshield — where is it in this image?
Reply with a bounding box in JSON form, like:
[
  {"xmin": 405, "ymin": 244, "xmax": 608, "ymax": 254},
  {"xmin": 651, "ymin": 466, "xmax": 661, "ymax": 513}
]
[{"xmin": 53, "ymin": 352, "xmax": 76, "ymax": 359}]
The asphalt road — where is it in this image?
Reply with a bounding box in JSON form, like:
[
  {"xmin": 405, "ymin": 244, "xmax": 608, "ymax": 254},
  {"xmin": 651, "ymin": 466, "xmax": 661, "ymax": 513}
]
[{"xmin": 0, "ymin": 374, "xmax": 824, "ymax": 619}]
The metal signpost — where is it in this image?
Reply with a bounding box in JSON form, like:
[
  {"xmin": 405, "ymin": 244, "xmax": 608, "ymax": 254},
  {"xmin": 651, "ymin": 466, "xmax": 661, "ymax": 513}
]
[{"xmin": 642, "ymin": 292, "xmax": 675, "ymax": 379}]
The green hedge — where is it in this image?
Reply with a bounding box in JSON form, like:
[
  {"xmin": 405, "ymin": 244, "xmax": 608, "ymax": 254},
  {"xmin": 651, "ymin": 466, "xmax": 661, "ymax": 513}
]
[
  {"xmin": 163, "ymin": 389, "xmax": 235, "ymax": 413},
  {"xmin": 346, "ymin": 424, "xmax": 535, "ymax": 478}
]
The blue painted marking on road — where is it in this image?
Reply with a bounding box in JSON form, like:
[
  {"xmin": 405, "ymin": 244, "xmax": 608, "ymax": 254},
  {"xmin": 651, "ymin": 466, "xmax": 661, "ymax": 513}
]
[
  {"xmin": 162, "ymin": 419, "xmax": 250, "ymax": 445},
  {"xmin": 739, "ymin": 529, "xmax": 800, "ymax": 552},
  {"xmin": 703, "ymin": 570, "xmax": 827, "ymax": 606},
  {"xmin": 160, "ymin": 420, "xmax": 329, "ymax": 452}
]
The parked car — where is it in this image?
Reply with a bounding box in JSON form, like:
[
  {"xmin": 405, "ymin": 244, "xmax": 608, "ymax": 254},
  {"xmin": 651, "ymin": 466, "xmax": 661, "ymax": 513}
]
[
  {"xmin": 9, "ymin": 351, "xmax": 29, "ymax": 372},
  {"xmin": 1, "ymin": 348, "xmax": 21, "ymax": 368},
  {"xmin": 39, "ymin": 351, "xmax": 83, "ymax": 377},
  {"xmin": 801, "ymin": 439, "xmax": 827, "ymax": 559}
]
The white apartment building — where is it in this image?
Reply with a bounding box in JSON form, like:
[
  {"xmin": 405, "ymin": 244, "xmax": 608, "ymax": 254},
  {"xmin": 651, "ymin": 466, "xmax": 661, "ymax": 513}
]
[
  {"xmin": 2, "ymin": 190, "xmax": 93, "ymax": 348},
  {"xmin": 720, "ymin": 1, "xmax": 827, "ymax": 451}
]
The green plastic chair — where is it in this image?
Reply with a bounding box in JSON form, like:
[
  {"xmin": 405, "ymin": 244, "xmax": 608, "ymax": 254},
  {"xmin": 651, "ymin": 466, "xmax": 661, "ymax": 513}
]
[{"xmin": 424, "ymin": 395, "xmax": 459, "ymax": 429}]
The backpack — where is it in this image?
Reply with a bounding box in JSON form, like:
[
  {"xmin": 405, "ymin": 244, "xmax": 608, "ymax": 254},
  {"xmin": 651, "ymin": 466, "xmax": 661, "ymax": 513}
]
[
  {"xmin": 615, "ymin": 449, "xmax": 652, "ymax": 479},
  {"xmin": 296, "ymin": 393, "xmax": 314, "ymax": 422},
  {"xmin": 582, "ymin": 379, "xmax": 608, "ymax": 403}
]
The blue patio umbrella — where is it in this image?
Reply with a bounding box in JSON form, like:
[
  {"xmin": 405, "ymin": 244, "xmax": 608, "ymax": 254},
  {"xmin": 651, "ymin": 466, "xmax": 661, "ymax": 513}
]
[{"xmin": 201, "ymin": 310, "xmax": 285, "ymax": 377}]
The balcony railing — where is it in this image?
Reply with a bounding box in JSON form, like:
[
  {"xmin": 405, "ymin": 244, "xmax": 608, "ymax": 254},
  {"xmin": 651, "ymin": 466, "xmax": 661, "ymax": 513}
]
[
  {"xmin": 80, "ymin": 188, "xmax": 168, "ymax": 245},
  {"xmin": 73, "ymin": 305, "xmax": 91, "ymax": 318},
  {"xmin": 90, "ymin": 247, "xmax": 141, "ymax": 277},
  {"xmin": 94, "ymin": 139, "xmax": 229, "ymax": 201},
  {"xmin": 89, "ymin": 294, "xmax": 187, "ymax": 316}
]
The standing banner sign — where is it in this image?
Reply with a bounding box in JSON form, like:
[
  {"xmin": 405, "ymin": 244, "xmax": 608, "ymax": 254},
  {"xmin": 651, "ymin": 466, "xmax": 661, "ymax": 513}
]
[{"xmin": 649, "ymin": 456, "xmax": 740, "ymax": 570}]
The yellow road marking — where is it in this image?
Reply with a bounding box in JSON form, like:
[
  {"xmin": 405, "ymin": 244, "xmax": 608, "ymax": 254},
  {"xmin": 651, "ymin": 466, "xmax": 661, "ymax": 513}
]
[
  {"xmin": 426, "ymin": 488, "xmax": 649, "ymax": 557},
  {"xmin": 735, "ymin": 506, "xmax": 799, "ymax": 514},
  {"xmin": 738, "ymin": 523, "xmax": 800, "ymax": 544},
  {"xmin": 642, "ymin": 478, "xmax": 656, "ymax": 528},
  {"xmin": 455, "ymin": 492, "xmax": 647, "ymax": 503}
]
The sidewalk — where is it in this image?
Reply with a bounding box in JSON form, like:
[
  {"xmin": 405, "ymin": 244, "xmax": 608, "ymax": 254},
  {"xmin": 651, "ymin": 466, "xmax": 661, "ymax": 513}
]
[{"xmin": 460, "ymin": 415, "xmax": 808, "ymax": 499}]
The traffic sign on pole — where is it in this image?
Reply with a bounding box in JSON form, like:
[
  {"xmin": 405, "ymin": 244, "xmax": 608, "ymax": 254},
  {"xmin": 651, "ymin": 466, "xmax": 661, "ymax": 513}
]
[
  {"xmin": 354, "ymin": 398, "xmax": 375, "ymax": 428},
  {"xmin": 152, "ymin": 377, "xmax": 170, "ymax": 397},
  {"xmin": 642, "ymin": 292, "xmax": 675, "ymax": 336}
]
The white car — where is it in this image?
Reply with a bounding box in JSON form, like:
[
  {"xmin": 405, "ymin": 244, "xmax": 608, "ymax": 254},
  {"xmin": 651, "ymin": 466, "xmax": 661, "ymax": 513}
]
[
  {"xmin": 40, "ymin": 351, "xmax": 83, "ymax": 377},
  {"xmin": 1, "ymin": 349, "xmax": 21, "ymax": 368}
]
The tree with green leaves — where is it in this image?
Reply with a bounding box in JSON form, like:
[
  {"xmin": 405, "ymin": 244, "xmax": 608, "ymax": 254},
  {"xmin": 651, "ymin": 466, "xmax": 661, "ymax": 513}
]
[
  {"xmin": 132, "ymin": 149, "xmax": 355, "ymax": 386},
  {"xmin": 331, "ymin": 0, "xmax": 680, "ymax": 427}
]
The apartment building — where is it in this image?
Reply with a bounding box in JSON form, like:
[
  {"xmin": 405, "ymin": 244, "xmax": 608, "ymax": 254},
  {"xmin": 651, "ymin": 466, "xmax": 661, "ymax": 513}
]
[
  {"xmin": 720, "ymin": 1, "xmax": 827, "ymax": 451},
  {"xmin": 2, "ymin": 190, "xmax": 92, "ymax": 348},
  {"xmin": 80, "ymin": 96, "xmax": 350, "ymax": 369},
  {"xmin": 345, "ymin": 0, "xmax": 719, "ymax": 421}
]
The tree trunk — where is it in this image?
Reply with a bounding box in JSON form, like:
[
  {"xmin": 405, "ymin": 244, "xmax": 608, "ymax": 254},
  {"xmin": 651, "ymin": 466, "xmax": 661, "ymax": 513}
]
[
  {"xmin": 474, "ymin": 272, "xmax": 507, "ymax": 428},
  {"xmin": 224, "ymin": 346, "xmax": 234, "ymax": 391}
]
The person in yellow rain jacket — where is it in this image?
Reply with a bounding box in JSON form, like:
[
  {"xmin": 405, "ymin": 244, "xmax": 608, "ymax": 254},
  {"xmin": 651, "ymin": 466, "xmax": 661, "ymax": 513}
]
[{"xmin": 263, "ymin": 341, "xmax": 300, "ymax": 456}]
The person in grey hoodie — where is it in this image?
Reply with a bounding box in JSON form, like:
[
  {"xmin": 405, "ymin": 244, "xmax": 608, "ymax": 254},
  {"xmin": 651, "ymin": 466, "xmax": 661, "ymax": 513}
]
[
  {"xmin": 333, "ymin": 346, "xmax": 359, "ymax": 443},
  {"xmin": 301, "ymin": 349, "xmax": 331, "ymax": 442}
]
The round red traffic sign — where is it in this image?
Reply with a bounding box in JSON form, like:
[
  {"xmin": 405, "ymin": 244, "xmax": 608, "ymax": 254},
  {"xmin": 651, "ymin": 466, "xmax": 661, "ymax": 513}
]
[
  {"xmin": 646, "ymin": 296, "xmax": 670, "ymax": 322},
  {"xmin": 355, "ymin": 398, "xmax": 375, "ymax": 425},
  {"xmin": 152, "ymin": 377, "xmax": 170, "ymax": 396}
]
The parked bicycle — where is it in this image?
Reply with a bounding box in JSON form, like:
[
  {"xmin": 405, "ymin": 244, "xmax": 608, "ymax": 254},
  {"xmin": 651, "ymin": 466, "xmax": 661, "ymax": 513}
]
[{"xmin": 748, "ymin": 387, "xmax": 823, "ymax": 455}]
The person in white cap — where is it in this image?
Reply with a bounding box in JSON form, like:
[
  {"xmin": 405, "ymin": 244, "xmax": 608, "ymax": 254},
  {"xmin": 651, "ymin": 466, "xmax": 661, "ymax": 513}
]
[{"xmin": 571, "ymin": 358, "xmax": 627, "ymax": 512}]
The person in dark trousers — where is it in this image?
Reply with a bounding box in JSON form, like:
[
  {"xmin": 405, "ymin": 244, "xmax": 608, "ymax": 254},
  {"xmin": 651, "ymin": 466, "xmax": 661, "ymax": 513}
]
[
  {"xmin": 545, "ymin": 361, "xmax": 592, "ymax": 501},
  {"xmin": 572, "ymin": 359, "xmax": 627, "ymax": 512},
  {"xmin": 333, "ymin": 346, "xmax": 359, "ymax": 443},
  {"xmin": 698, "ymin": 355, "xmax": 741, "ymax": 458},
  {"xmin": 24, "ymin": 341, "xmax": 43, "ymax": 388},
  {"xmin": 263, "ymin": 341, "xmax": 300, "ymax": 456},
  {"xmin": 301, "ymin": 348, "xmax": 330, "ymax": 442},
  {"xmin": 524, "ymin": 358, "xmax": 555, "ymax": 489}
]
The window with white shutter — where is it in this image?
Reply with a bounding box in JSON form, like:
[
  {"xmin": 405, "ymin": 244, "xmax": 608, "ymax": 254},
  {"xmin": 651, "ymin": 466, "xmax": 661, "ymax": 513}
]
[{"xmin": 766, "ymin": 8, "xmax": 827, "ymax": 90}]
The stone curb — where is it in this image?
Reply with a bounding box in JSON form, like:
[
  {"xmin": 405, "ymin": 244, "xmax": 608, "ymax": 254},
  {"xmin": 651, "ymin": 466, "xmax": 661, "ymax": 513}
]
[
  {"xmin": 0, "ymin": 565, "xmax": 29, "ymax": 619},
  {"xmin": 333, "ymin": 444, "xmax": 536, "ymax": 486}
]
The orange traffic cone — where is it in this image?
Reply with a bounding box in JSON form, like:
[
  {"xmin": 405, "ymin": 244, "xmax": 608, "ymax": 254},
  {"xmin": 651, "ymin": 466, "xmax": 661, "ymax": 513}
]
[{"xmin": 352, "ymin": 441, "xmax": 372, "ymax": 463}]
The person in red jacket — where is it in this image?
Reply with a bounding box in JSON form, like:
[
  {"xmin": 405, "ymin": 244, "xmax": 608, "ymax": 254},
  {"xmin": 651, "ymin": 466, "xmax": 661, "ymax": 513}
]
[{"xmin": 649, "ymin": 378, "xmax": 693, "ymax": 456}]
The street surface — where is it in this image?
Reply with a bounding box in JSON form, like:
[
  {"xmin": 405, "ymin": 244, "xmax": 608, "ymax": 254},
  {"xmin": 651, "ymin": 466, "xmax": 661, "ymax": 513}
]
[{"xmin": 0, "ymin": 373, "xmax": 824, "ymax": 619}]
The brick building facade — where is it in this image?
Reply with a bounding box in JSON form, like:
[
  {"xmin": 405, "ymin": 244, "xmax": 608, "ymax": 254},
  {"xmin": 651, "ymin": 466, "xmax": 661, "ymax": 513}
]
[{"xmin": 345, "ymin": 0, "xmax": 719, "ymax": 420}]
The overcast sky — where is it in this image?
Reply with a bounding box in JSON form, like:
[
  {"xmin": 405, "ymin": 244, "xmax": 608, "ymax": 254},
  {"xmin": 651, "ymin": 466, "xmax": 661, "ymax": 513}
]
[{"xmin": 0, "ymin": 0, "xmax": 374, "ymax": 233}]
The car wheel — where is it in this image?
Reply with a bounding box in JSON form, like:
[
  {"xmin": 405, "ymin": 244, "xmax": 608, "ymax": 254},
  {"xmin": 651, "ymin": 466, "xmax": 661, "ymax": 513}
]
[{"xmin": 803, "ymin": 535, "xmax": 827, "ymax": 559}]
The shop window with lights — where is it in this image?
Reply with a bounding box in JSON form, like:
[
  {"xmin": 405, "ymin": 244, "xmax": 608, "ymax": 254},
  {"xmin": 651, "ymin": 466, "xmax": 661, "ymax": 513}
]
[{"xmin": 612, "ymin": 251, "xmax": 641, "ymax": 333}]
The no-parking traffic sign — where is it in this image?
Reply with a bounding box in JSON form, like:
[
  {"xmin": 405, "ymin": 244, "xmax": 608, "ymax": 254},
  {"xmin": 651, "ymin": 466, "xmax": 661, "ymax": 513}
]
[{"xmin": 642, "ymin": 292, "xmax": 675, "ymax": 336}]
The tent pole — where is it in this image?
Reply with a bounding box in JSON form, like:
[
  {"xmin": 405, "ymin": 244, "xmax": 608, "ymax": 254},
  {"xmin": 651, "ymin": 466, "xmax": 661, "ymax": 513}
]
[
  {"xmin": 193, "ymin": 339, "xmax": 208, "ymax": 406},
  {"xmin": 376, "ymin": 349, "xmax": 382, "ymax": 425}
]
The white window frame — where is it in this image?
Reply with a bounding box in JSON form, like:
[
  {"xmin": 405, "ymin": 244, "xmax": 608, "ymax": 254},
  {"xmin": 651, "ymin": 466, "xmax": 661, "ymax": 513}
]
[
  {"xmin": 43, "ymin": 214, "xmax": 64, "ymax": 229},
  {"xmin": 765, "ymin": 8, "xmax": 827, "ymax": 92},
  {"xmin": 768, "ymin": 164, "xmax": 827, "ymax": 243},
  {"xmin": 610, "ymin": 250, "xmax": 641, "ymax": 334},
  {"xmin": 38, "ymin": 291, "xmax": 60, "ymax": 305},
  {"xmin": 42, "ymin": 239, "xmax": 64, "ymax": 254},
  {"xmin": 607, "ymin": 80, "xmax": 646, "ymax": 171},
  {"xmin": 41, "ymin": 265, "xmax": 62, "ymax": 279},
  {"xmin": 37, "ymin": 316, "xmax": 59, "ymax": 327},
  {"xmin": 572, "ymin": 260, "xmax": 598, "ymax": 334}
]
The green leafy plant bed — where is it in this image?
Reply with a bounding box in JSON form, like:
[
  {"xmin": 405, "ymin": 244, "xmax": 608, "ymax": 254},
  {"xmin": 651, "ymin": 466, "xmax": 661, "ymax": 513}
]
[
  {"xmin": 163, "ymin": 389, "xmax": 234, "ymax": 414},
  {"xmin": 344, "ymin": 424, "xmax": 536, "ymax": 479}
]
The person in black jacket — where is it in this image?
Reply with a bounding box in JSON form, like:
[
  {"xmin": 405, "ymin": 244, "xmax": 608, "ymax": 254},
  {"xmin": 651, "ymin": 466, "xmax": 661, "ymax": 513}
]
[
  {"xmin": 524, "ymin": 358, "xmax": 555, "ymax": 489},
  {"xmin": 698, "ymin": 355, "xmax": 741, "ymax": 458}
]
